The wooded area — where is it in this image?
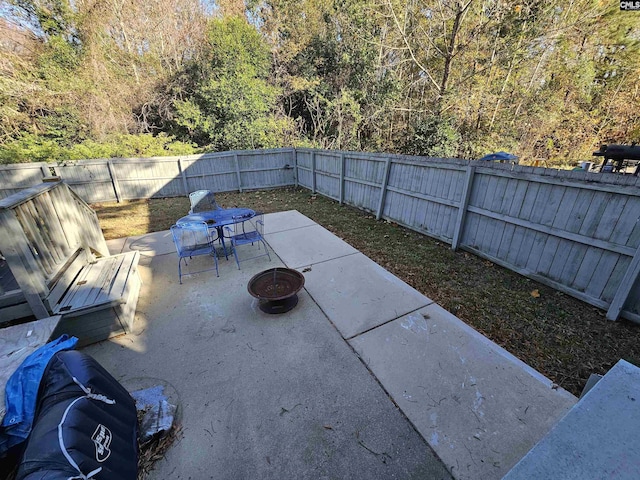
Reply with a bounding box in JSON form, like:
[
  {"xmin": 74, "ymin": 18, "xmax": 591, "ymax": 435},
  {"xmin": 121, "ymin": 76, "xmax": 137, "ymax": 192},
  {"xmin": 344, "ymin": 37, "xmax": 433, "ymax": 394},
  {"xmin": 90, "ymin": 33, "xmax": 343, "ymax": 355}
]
[{"xmin": 1, "ymin": 0, "xmax": 638, "ymax": 165}]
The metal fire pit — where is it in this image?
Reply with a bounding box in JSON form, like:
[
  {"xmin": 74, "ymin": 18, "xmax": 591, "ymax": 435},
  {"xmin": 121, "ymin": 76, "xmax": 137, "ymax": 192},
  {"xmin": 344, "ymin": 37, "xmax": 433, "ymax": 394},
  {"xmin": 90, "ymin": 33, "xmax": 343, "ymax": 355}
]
[{"xmin": 248, "ymin": 268, "xmax": 305, "ymax": 314}]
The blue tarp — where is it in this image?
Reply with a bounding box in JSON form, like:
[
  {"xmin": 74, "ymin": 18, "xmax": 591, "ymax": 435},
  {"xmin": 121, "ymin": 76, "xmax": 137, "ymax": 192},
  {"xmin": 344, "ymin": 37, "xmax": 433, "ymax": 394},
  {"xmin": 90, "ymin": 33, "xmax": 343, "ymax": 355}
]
[{"xmin": 0, "ymin": 335, "xmax": 78, "ymax": 456}]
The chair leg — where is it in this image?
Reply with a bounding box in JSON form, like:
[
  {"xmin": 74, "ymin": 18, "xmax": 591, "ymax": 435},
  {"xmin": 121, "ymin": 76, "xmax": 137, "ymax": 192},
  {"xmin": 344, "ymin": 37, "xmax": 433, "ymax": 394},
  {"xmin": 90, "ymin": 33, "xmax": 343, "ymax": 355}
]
[
  {"xmin": 178, "ymin": 258, "xmax": 183, "ymax": 284},
  {"xmin": 211, "ymin": 250, "xmax": 219, "ymax": 277},
  {"xmin": 231, "ymin": 244, "xmax": 241, "ymax": 270},
  {"xmin": 261, "ymin": 239, "xmax": 271, "ymax": 262}
]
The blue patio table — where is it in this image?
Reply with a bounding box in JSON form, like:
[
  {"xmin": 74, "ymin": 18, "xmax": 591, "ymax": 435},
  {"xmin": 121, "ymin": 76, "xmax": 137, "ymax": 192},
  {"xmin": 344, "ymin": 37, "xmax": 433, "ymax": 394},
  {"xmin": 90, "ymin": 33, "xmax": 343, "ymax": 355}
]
[{"xmin": 176, "ymin": 207, "xmax": 255, "ymax": 259}]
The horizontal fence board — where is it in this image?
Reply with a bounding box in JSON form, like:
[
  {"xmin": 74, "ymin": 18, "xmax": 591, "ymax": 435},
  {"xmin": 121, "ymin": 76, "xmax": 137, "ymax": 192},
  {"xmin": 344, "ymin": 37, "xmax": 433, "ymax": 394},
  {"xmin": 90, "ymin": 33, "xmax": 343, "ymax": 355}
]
[
  {"xmin": 466, "ymin": 206, "xmax": 636, "ymax": 257},
  {"xmin": 240, "ymin": 170, "xmax": 293, "ymax": 192},
  {"xmin": 385, "ymin": 186, "xmax": 458, "ymax": 208},
  {"xmin": 190, "ymin": 173, "xmax": 238, "ymax": 193}
]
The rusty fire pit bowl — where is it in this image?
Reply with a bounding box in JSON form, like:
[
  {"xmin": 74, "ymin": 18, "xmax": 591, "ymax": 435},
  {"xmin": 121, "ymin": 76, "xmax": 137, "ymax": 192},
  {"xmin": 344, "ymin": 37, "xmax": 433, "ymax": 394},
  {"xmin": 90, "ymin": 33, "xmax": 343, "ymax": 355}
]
[{"xmin": 247, "ymin": 268, "xmax": 305, "ymax": 314}]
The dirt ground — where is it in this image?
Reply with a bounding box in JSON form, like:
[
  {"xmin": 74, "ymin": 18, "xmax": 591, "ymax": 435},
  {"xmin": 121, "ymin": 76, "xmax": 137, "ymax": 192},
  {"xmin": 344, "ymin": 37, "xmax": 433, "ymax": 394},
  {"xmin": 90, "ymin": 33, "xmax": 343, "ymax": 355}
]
[{"xmin": 93, "ymin": 187, "xmax": 640, "ymax": 397}]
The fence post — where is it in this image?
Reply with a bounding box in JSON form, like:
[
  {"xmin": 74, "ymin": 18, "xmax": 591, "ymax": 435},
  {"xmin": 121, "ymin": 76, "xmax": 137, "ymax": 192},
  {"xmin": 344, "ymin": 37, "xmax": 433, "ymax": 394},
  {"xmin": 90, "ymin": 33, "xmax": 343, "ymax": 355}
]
[
  {"xmin": 106, "ymin": 160, "xmax": 122, "ymax": 203},
  {"xmin": 233, "ymin": 153, "xmax": 243, "ymax": 193},
  {"xmin": 311, "ymin": 151, "xmax": 317, "ymax": 194},
  {"xmin": 293, "ymin": 148, "xmax": 298, "ymax": 188},
  {"xmin": 607, "ymin": 243, "xmax": 640, "ymax": 321},
  {"xmin": 339, "ymin": 153, "xmax": 345, "ymax": 205},
  {"xmin": 40, "ymin": 163, "xmax": 50, "ymax": 179},
  {"xmin": 178, "ymin": 158, "xmax": 189, "ymax": 196},
  {"xmin": 451, "ymin": 165, "xmax": 475, "ymax": 251},
  {"xmin": 376, "ymin": 157, "xmax": 392, "ymax": 220}
]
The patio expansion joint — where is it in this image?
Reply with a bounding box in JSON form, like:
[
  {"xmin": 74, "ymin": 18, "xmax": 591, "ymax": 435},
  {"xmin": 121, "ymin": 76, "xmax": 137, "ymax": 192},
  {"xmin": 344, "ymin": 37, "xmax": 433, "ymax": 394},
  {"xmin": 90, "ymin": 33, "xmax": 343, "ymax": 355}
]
[
  {"xmin": 298, "ymin": 283, "xmax": 446, "ymax": 468},
  {"xmin": 285, "ymin": 251, "xmax": 360, "ymax": 270},
  {"xmin": 344, "ymin": 301, "xmax": 435, "ymax": 342},
  {"xmin": 264, "ymin": 222, "xmax": 318, "ymax": 235}
]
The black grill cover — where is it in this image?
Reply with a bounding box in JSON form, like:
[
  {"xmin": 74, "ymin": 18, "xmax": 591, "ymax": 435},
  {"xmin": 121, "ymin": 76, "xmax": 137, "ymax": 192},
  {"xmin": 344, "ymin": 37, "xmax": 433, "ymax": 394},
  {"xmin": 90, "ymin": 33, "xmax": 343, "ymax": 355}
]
[{"xmin": 15, "ymin": 351, "xmax": 138, "ymax": 480}]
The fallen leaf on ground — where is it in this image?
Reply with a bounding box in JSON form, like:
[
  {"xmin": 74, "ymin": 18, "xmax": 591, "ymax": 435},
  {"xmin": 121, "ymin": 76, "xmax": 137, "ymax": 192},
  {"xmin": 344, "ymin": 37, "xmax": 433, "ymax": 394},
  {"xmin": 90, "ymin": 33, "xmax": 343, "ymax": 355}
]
[{"xmin": 531, "ymin": 289, "xmax": 540, "ymax": 298}]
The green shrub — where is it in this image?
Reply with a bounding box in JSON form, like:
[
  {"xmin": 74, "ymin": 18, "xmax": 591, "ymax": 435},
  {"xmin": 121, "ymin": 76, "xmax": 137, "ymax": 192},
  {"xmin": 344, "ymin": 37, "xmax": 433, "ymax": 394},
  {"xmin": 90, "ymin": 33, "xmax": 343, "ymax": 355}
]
[
  {"xmin": 404, "ymin": 116, "xmax": 461, "ymax": 158},
  {"xmin": 0, "ymin": 133, "xmax": 198, "ymax": 164}
]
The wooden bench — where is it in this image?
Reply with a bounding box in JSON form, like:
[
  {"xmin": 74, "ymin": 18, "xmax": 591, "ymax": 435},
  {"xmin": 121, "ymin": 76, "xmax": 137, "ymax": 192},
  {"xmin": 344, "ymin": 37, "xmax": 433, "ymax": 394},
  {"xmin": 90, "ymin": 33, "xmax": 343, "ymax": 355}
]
[
  {"xmin": 0, "ymin": 181, "xmax": 142, "ymax": 346},
  {"xmin": 45, "ymin": 249, "xmax": 141, "ymax": 347}
]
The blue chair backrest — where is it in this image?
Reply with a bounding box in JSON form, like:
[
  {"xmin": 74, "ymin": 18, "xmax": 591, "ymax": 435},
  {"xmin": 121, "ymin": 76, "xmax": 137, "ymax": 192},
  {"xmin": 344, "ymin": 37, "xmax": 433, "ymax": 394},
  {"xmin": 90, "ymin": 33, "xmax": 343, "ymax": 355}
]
[
  {"xmin": 189, "ymin": 190, "xmax": 219, "ymax": 214},
  {"xmin": 231, "ymin": 213, "xmax": 263, "ymax": 239},
  {"xmin": 170, "ymin": 222, "xmax": 211, "ymax": 255}
]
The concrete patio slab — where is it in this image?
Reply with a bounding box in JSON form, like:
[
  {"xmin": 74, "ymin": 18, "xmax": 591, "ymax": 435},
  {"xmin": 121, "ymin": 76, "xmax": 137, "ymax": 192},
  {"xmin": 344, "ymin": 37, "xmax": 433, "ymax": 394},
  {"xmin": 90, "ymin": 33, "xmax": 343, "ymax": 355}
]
[
  {"xmin": 504, "ymin": 359, "xmax": 640, "ymax": 480},
  {"xmin": 122, "ymin": 230, "xmax": 175, "ymax": 257},
  {"xmin": 301, "ymin": 252, "xmax": 433, "ymax": 339},
  {"xmin": 106, "ymin": 237, "xmax": 126, "ymax": 255},
  {"xmin": 83, "ymin": 240, "xmax": 452, "ymax": 480},
  {"xmin": 263, "ymin": 210, "xmax": 316, "ymax": 235},
  {"xmin": 265, "ymin": 224, "xmax": 357, "ymax": 269},
  {"xmin": 77, "ymin": 211, "xmax": 584, "ymax": 480},
  {"xmin": 349, "ymin": 303, "xmax": 577, "ymax": 480}
]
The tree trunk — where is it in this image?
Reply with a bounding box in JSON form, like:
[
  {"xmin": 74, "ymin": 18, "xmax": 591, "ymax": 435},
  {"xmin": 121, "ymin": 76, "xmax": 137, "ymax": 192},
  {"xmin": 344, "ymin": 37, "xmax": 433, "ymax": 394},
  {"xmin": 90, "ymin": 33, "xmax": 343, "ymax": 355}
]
[{"xmin": 437, "ymin": 0, "xmax": 473, "ymax": 112}]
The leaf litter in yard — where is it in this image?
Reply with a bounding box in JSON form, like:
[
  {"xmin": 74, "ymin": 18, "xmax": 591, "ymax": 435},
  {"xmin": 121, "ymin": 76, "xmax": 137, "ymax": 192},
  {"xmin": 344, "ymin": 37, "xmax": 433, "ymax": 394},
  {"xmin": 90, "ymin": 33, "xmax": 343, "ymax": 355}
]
[{"xmin": 94, "ymin": 187, "xmax": 640, "ymax": 397}]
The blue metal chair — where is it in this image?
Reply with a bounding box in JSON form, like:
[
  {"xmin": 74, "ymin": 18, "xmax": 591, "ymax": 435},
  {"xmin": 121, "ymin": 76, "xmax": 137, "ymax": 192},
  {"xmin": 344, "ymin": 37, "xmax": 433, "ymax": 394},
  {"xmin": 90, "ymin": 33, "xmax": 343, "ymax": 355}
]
[
  {"xmin": 188, "ymin": 190, "xmax": 220, "ymax": 214},
  {"xmin": 224, "ymin": 213, "xmax": 271, "ymax": 269},
  {"xmin": 170, "ymin": 222, "xmax": 219, "ymax": 283}
]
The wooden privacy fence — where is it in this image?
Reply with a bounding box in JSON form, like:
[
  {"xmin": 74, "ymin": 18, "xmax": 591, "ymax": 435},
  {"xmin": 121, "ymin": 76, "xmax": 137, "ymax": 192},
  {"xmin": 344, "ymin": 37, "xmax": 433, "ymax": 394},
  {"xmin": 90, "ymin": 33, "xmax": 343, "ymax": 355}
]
[
  {"xmin": 295, "ymin": 148, "xmax": 640, "ymax": 324},
  {"xmin": 0, "ymin": 163, "xmax": 51, "ymax": 200},
  {"xmin": 0, "ymin": 149, "xmax": 296, "ymax": 203},
  {"xmin": 2, "ymin": 147, "xmax": 639, "ymax": 322}
]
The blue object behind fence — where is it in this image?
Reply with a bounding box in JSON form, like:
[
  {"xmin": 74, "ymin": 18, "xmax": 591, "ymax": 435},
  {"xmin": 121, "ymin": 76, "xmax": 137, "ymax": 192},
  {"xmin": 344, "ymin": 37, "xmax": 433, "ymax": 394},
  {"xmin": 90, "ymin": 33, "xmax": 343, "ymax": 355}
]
[{"xmin": 478, "ymin": 151, "xmax": 518, "ymax": 162}]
